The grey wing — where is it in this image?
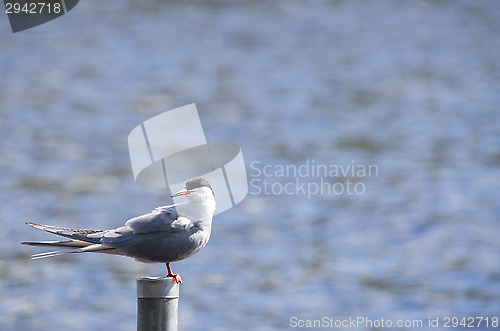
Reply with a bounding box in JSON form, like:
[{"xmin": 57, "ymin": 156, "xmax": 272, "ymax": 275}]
[
  {"xmin": 100, "ymin": 205, "xmax": 200, "ymax": 263},
  {"xmin": 102, "ymin": 204, "xmax": 183, "ymax": 244},
  {"xmin": 125, "ymin": 204, "xmax": 179, "ymax": 234}
]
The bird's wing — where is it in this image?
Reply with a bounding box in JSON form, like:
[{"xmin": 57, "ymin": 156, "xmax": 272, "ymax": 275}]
[
  {"xmin": 100, "ymin": 205, "xmax": 204, "ymax": 263},
  {"xmin": 103, "ymin": 204, "xmax": 195, "ymax": 241},
  {"xmin": 126, "ymin": 204, "xmax": 180, "ymax": 233}
]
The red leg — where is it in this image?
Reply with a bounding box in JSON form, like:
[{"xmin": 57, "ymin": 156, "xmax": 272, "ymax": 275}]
[{"xmin": 166, "ymin": 263, "xmax": 182, "ymax": 284}]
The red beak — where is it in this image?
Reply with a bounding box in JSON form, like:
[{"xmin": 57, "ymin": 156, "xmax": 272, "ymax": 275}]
[{"xmin": 171, "ymin": 188, "xmax": 191, "ymax": 198}]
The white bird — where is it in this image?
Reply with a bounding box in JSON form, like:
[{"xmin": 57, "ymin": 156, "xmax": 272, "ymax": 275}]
[{"xmin": 22, "ymin": 177, "xmax": 216, "ymax": 284}]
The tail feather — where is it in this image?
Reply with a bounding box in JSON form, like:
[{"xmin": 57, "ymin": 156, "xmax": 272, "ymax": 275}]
[
  {"xmin": 22, "ymin": 242, "xmax": 118, "ymax": 259},
  {"xmin": 21, "ymin": 240, "xmax": 91, "ymax": 248},
  {"xmin": 23, "ymin": 223, "xmax": 118, "ymax": 259},
  {"xmin": 31, "ymin": 250, "xmax": 66, "ymax": 260},
  {"xmin": 25, "ymin": 222, "xmax": 106, "ymax": 244}
]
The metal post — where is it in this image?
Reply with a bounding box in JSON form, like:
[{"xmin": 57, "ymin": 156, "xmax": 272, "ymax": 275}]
[{"xmin": 137, "ymin": 277, "xmax": 180, "ymax": 331}]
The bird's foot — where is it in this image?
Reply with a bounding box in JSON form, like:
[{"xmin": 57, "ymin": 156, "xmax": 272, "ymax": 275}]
[
  {"xmin": 165, "ymin": 263, "xmax": 182, "ymax": 284},
  {"xmin": 169, "ymin": 274, "xmax": 182, "ymax": 284}
]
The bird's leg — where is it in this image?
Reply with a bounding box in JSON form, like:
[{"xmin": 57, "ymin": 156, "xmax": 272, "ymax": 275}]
[{"xmin": 166, "ymin": 262, "xmax": 182, "ymax": 284}]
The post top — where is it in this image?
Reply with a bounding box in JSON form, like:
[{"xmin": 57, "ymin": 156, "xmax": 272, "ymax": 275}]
[{"xmin": 137, "ymin": 276, "xmax": 180, "ymax": 299}]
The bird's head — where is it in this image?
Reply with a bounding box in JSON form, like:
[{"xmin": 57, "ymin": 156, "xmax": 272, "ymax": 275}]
[{"xmin": 171, "ymin": 177, "xmax": 215, "ymax": 204}]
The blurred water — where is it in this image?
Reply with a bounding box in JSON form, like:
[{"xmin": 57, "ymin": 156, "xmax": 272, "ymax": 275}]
[{"xmin": 1, "ymin": 1, "xmax": 500, "ymax": 330}]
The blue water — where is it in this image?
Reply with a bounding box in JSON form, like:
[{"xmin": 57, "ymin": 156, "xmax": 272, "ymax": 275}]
[{"xmin": 1, "ymin": 1, "xmax": 500, "ymax": 330}]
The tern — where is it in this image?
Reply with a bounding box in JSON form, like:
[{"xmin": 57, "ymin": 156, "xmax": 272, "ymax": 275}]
[{"xmin": 21, "ymin": 177, "xmax": 216, "ymax": 284}]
